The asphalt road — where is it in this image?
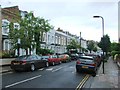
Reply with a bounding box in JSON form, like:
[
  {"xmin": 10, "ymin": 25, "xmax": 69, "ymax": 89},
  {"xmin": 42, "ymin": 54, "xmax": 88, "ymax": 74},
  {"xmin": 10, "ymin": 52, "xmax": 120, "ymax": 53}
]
[{"xmin": 2, "ymin": 61, "xmax": 90, "ymax": 89}]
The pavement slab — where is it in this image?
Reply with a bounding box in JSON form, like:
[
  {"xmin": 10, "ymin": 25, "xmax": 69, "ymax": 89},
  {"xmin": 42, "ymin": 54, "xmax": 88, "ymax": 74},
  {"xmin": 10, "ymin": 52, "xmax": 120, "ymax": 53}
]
[{"xmin": 89, "ymin": 57, "xmax": 119, "ymax": 88}]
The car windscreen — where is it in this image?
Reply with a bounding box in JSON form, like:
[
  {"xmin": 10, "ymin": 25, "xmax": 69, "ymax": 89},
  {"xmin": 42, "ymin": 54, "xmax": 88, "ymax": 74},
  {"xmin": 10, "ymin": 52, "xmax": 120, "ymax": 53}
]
[
  {"xmin": 59, "ymin": 55, "xmax": 64, "ymax": 58},
  {"xmin": 79, "ymin": 56, "xmax": 94, "ymax": 60},
  {"xmin": 42, "ymin": 56, "xmax": 49, "ymax": 59},
  {"xmin": 16, "ymin": 56, "xmax": 28, "ymax": 61}
]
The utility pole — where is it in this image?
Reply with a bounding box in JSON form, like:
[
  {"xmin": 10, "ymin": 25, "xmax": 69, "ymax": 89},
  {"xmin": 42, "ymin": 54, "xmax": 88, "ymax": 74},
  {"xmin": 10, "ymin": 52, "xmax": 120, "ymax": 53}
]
[
  {"xmin": 93, "ymin": 16, "xmax": 105, "ymax": 74},
  {"xmin": 0, "ymin": 5, "xmax": 2, "ymax": 52},
  {"xmin": 80, "ymin": 32, "xmax": 81, "ymax": 53}
]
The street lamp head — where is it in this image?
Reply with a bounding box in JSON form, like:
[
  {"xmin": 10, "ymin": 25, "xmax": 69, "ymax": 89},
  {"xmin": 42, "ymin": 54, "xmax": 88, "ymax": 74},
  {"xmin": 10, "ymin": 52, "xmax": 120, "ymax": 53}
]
[{"xmin": 93, "ymin": 16, "xmax": 101, "ymax": 18}]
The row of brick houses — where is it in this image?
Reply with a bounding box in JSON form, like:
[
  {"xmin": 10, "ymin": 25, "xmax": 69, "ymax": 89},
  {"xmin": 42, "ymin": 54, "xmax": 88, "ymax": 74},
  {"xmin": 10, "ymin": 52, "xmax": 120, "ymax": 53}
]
[{"xmin": 0, "ymin": 6, "xmax": 89, "ymax": 56}]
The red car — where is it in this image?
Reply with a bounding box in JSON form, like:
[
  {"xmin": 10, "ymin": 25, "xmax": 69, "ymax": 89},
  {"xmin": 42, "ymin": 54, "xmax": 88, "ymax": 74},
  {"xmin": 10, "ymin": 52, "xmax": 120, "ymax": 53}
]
[{"xmin": 42, "ymin": 55, "xmax": 61, "ymax": 66}]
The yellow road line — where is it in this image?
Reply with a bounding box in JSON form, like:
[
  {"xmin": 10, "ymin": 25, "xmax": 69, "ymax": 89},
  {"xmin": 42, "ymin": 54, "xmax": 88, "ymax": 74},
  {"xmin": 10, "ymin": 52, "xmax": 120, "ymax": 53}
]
[{"xmin": 75, "ymin": 74, "xmax": 90, "ymax": 90}]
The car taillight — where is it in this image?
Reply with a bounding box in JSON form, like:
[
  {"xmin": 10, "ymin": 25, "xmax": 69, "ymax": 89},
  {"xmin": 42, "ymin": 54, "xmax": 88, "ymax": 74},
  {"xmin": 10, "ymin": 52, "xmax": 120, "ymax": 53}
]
[
  {"xmin": 91, "ymin": 63, "xmax": 96, "ymax": 66},
  {"xmin": 21, "ymin": 60, "xmax": 26, "ymax": 65},
  {"xmin": 76, "ymin": 60, "xmax": 81, "ymax": 64}
]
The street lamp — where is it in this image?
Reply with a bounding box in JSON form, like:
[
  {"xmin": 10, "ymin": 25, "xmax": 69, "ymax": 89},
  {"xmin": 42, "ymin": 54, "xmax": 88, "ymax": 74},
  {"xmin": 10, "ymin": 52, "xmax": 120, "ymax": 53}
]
[
  {"xmin": 80, "ymin": 32, "xmax": 81, "ymax": 53},
  {"xmin": 93, "ymin": 15, "xmax": 105, "ymax": 74},
  {"xmin": 17, "ymin": 39, "xmax": 20, "ymax": 56}
]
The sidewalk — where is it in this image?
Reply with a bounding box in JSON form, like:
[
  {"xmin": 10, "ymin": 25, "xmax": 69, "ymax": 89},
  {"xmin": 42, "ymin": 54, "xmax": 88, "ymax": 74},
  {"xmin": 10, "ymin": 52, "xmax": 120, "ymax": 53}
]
[
  {"xmin": 0, "ymin": 58, "xmax": 14, "ymax": 73},
  {"xmin": 90, "ymin": 56, "xmax": 119, "ymax": 88},
  {"xmin": 0, "ymin": 66, "xmax": 12, "ymax": 73},
  {"xmin": 0, "ymin": 58, "xmax": 15, "ymax": 66}
]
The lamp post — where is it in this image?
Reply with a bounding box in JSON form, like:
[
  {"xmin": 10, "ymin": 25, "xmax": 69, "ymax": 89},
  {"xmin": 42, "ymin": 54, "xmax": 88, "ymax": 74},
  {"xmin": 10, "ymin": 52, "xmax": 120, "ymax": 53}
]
[
  {"xmin": 80, "ymin": 32, "xmax": 81, "ymax": 53},
  {"xmin": 0, "ymin": 5, "xmax": 2, "ymax": 51},
  {"xmin": 93, "ymin": 15, "xmax": 105, "ymax": 74},
  {"xmin": 17, "ymin": 39, "xmax": 20, "ymax": 56}
]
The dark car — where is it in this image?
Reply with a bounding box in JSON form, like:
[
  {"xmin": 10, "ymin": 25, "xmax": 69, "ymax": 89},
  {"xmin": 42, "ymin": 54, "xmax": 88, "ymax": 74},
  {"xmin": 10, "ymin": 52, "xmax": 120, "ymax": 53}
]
[
  {"xmin": 11, "ymin": 55, "xmax": 49, "ymax": 72},
  {"xmin": 76, "ymin": 56, "xmax": 97, "ymax": 76}
]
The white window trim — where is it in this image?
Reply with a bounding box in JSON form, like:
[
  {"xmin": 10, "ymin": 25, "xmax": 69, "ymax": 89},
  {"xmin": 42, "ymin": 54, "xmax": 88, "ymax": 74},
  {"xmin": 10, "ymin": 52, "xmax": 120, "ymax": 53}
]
[
  {"xmin": 3, "ymin": 39, "xmax": 10, "ymax": 50},
  {"xmin": 2, "ymin": 19, "xmax": 10, "ymax": 35},
  {"xmin": 14, "ymin": 23, "xmax": 20, "ymax": 30}
]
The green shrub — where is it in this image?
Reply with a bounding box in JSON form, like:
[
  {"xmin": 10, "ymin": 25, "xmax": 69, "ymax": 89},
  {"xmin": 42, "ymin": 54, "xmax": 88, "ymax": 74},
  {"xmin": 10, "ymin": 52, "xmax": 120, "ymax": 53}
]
[
  {"xmin": 2, "ymin": 50, "xmax": 15, "ymax": 58},
  {"xmin": 38, "ymin": 48, "xmax": 54, "ymax": 55},
  {"xmin": 111, "ymin": 51, "xmax": 120, "ymax": 58},
  {"xmin": 2, "ymin": 51, "xmax": 10, "ymax": 58},
  {"xmin": 0, "ymin": 51, "xmax": 2, "ymax": 58}
]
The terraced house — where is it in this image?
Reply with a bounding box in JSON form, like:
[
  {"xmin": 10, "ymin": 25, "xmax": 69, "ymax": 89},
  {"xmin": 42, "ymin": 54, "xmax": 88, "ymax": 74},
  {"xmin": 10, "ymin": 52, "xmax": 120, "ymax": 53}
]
[
  {"xmin": 0, "ymin": 5, "xmax": 2, "ymax": 52},
  {"xmin": 1, "ymin": 6, "xmax": 88, "ymax": 56},
  {"xmin": 1, "ymin": 6, "xmax": 20, "ymax": 53}
]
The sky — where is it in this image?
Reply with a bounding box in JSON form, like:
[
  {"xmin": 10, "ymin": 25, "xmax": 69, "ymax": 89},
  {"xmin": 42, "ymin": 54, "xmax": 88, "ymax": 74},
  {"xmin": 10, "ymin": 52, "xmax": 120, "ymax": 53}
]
[{"xmin": 0, "ymin": 0, "xmax": 119, "ymax": 42}]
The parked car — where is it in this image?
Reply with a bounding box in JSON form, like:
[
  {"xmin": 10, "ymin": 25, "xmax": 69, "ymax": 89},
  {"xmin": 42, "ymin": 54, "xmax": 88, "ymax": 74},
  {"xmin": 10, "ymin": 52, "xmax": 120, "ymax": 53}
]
[
  {"xmin": 85, "ymin": 54, "xmax": 102, "ymax": 67},
  {"xmin": 58, "ymin": 54, "xmax": 71, "ymax": 63},
  {"xmin": 78, "ymin": 52, "xmax": 85, "ymax": 57},
  {"xmin": 42, "ymin": 55, "xmax": 50, "ymax": 61},
  {"xmin": 76, "ymin": 55, "xmax": 97, "ymax": 76},
  {"xmin": 11, "ymin": 55, "xmax": 49, "ymax": 72},
  {"xmin": 42, "ymin": 55, "xmax": 61, "ymax": 66},
  {"xmin": 70, "ymin": 53, "xmax": 79, "ymax": 60},
  {"xmin": 95, "ymin": 55, "xmax": 102, "ymax": 67}
]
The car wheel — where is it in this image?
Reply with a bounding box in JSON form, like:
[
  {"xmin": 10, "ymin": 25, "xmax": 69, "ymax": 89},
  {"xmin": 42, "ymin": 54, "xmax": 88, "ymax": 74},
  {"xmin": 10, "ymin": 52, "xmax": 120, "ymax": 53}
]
[
  {"xmin": 92, "ymin": 72, "xmax": 96, "ymax": 77},
  {"xmin": 92, "ymin": 70, "xmax": 97, "ymax": 77},
  {"xmin": 52, "ymin": 62, "xmax": 55, "ymax": 66},
  {"xmin": 59, "ymin": 61, "xmax": 62, "ymax": 64},
  {"xmin": 31, "ymin": 64, "xmax": 35, "ymax": 71},
  {"xmin": 13, "ymin": 70, "xmax": 19, "ymax": 72},
  {"xmin": 76, "ymin": 68, "xmax": 80, "ymax": 73},
  {"xmin": 46, "ymin": 62, "xmax": 49, "ymax": 67}
]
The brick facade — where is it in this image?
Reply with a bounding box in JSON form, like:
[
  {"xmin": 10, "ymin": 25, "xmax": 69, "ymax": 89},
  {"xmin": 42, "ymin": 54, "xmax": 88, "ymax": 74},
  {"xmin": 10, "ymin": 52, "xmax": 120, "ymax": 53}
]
[
  {"xmin": 1, "ymin": 6, "xmax": 20, "ymax": 51},
  {"xmin": 2, "ymin": 6, "xmax": 20, "ymax": 23}
]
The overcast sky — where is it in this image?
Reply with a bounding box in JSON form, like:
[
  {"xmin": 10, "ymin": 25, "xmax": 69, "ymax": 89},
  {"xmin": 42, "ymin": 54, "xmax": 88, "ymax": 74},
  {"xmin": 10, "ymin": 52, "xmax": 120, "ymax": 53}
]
[{"xmin": 0, "ymin": 0, "xmax": 119, "ymax": 42}]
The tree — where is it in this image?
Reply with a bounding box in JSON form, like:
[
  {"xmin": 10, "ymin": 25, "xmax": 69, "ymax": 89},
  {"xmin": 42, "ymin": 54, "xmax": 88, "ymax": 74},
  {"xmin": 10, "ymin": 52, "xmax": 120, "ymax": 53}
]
[
  {"xmin": 93, "ymin": 47, "xmax": 97, "ymax": 52},
  {"xmin": 9, "ymin": 12, "xmax": 36, "ymax": 55},
  {"xmin": 33, "ymin": 17, "xmax": 53, "ymax": 54},
  {"xmin": 111, "ymin": 42, "xmax": 120, "ymax": 52},
  {"xmin": 98, "ymin": 34, "xmax": 111, "ymax": 55},
  {"xmin": 66, "ymin": 39, "xmax": 80, "ymax": 52},
  {"xmin": 87, "ymin": 40, "xmax": 95, "ymax": 53},
  {"xmin": 9, "ymin": 12, "xmax": 53, "ymax": 55}
]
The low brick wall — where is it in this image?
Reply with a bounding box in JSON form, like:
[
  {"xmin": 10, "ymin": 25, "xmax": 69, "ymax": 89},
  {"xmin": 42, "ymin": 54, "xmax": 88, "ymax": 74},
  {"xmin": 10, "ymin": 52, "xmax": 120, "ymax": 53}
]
[{"xmin": 0, "ymin": 58, "xmax": 16, "ymax": 66}]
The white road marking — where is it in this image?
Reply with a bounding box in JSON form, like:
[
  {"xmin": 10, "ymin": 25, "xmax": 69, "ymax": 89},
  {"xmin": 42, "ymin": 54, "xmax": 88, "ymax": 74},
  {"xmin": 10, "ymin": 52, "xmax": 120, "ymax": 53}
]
[
  {"xmin": 5, "ymin": 75, "xmax": 42, "ymax": 88},
  {"xmin": 72, "ymin": 71, "xmax": 75, "ymax": 73},
  {"xmin": 38, "ymin": 68, "xmax": 44, "ymax": 71},
  {"xmin": 69, "ymin": 66, "xmax": 74, "ymax": 68},
  {"xmin": 46, "ymin": 68, "xmax": 53, "ymax": 71},
  {"xmin": 52, "ymin": 67, "xmax": 63, "ymax": 72}
]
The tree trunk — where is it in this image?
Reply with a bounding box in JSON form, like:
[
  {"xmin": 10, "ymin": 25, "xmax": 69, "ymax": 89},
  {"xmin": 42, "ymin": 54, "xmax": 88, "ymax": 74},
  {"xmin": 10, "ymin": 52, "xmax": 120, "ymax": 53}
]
[
  {"xmin": 29, "ymin": 47, "xmax": 31, "ymax": 55},
  {"xmin": 90, "ymin": 50, "xmax": 91, "ymax": 53},
  {"xmin": 26, "ymin": 49, "xmax": 28, "ymax": 55}
]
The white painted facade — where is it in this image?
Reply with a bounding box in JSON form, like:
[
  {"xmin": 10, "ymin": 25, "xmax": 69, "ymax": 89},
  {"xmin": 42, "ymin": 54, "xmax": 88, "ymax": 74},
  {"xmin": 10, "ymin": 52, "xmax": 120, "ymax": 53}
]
[{"xmin": 1, "ymin": 9, "xmax": 88, "ymax": 56}]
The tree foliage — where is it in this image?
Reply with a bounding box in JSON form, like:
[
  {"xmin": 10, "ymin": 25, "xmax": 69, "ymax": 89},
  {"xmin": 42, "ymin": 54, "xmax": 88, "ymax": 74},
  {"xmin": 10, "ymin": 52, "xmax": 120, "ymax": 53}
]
[
  {"xmin": 87, "ymin": 40, "xmax": 95, "ymax": 53},
  {"xmin": 111, "ymin": 42, "xmax": 120, "ymax": 52},
  {"xmin": 66, "ymin": 39, "xmax": 80, "ymax": 52},
  {"xmin": 98, "ymin": 34, "xmax": 111, "ymax": 55},
  {"xmin": 9, "ymin": 12, "xmax": 53, "ymax": 55}
]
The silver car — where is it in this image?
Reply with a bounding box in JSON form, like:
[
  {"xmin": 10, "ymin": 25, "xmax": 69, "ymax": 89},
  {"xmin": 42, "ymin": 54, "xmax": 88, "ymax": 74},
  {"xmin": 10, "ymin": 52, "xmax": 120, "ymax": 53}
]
[{"xmin": 76, "ymin": 55, "xmax": 97, "ymax": 76}]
